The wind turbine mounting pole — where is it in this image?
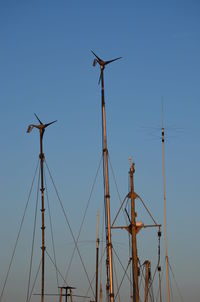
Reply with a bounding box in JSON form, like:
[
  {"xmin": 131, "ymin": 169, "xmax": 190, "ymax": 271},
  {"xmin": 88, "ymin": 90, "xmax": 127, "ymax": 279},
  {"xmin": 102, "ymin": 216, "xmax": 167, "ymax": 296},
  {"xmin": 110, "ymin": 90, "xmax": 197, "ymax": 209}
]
[
  {"xmin": 27, "ymin": 114, "xmax": 57, "ymax": 302},
  {"xmin": 161, "ymin": 101, "xmax": 170, "ymax": 302},
  {"xmin": 95, "ymin": 209, "xmax": 100, "ymax": 302},
  {"xmin": 92, "ymin": 51, "xmax": 121, "ymax": 302}
]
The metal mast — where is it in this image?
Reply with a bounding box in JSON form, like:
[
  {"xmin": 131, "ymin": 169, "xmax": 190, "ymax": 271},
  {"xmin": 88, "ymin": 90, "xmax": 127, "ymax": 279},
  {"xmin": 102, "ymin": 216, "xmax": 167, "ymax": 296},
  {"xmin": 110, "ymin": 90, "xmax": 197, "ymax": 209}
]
[
  {"xmin": 95, "ymin": 209, "xmax": 100, "ymax": 302},
  {"xmin": 92, "ymin": 51, "xmax": 121, "ymax": 302},
  {"xmin": 27, "ymin": 114, "xmax": 56, "ymax": 302},
  {"xmin": 129, "ymin": 159, "xmax": 139, "ymax": 302},
  {"xmin": 161, "ymin": 102, "xmax": 170, "ymax": 302}
]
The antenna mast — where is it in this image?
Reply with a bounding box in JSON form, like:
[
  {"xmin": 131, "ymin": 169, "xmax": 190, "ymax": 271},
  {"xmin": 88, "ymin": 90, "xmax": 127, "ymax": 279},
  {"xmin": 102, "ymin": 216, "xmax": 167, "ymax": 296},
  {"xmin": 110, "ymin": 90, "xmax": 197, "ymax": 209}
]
[
  {"xmin": 92, "ymin": 51, "xmax": 121, "ymax": 302},
  {"xmin": 162, "ymin": 101, "xmax": 170, "ymax": 302}
]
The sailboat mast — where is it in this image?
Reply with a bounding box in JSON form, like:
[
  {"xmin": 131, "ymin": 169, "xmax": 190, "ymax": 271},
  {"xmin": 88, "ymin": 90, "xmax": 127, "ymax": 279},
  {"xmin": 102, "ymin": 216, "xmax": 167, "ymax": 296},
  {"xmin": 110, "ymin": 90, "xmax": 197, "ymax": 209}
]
[
  {"xmin": 129, "ymin": 160, "xmax": 139, "ymax": 302},
  {"xmin": 101, "ymin": 67, "xmax": 114, "ymax": 302},
  {"xmin": 39, "ymin": 128, "xmax": 46, "ymax": 302},
  {"xmin": 162, "ymin": 103, "xmax": 170, "ymax": 302}
]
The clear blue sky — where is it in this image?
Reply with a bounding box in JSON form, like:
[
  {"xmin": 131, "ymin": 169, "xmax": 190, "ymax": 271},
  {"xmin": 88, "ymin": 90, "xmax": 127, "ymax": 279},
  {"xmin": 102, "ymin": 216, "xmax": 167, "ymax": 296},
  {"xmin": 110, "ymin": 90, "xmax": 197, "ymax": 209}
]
[{"xmin": 0, "ymin": 1, "xmax": 199, "ymax": 302}]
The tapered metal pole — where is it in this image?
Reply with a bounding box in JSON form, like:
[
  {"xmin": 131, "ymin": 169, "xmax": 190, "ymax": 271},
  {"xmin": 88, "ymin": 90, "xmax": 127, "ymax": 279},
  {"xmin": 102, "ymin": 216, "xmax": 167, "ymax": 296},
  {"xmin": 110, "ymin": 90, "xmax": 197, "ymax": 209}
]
[
  {"xmin": 129, "ymin": 161, "xmax": 139, "ymax": 302},
  {"xmin": 95, "ymin": 210, "xmax": 100, "ymax": 302},
  {"xmin": 162, "ymin": 104, "xmax": 170, "ymax": 302},
  {"xmin": 39, "ymin": 129, "xmax": 46, "ymax": 302},
  {"xmin": 100, "ymin": 67, "xmax": 114, "ymax": 302}
]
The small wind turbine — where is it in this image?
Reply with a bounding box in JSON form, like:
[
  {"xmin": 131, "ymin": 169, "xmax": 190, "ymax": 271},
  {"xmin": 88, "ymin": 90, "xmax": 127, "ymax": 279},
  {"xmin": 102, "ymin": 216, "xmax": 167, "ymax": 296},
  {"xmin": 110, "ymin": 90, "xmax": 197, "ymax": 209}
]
[
  {"xmin": 92, "ymin": 51, "xmax": 121, "ymax": 302},
  {"xmin": 27, "ymin": 113, "xmax": 57, "ymax": 302}
]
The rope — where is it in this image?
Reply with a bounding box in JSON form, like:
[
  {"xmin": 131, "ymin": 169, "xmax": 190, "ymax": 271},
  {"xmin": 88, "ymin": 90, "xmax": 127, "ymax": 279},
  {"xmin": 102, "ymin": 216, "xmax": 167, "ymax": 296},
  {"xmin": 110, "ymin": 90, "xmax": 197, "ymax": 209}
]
[
  {"xmin": 44, "ymin": 167, "xmax": 59, "ymax": 291},
  {"xmin": 26, "ymin": 167, "xmax": 40, "ymax": 302},
  {"xmin": 0, "ymin": 159, "xmax": 39, "ymax": 302},
  {"xmin": 64, "ymin": 156, "xmax": 102, "ymax": 282},
  {"xmin": 45, "ymin": 161, "xmax": 95, "ymax": 298}
]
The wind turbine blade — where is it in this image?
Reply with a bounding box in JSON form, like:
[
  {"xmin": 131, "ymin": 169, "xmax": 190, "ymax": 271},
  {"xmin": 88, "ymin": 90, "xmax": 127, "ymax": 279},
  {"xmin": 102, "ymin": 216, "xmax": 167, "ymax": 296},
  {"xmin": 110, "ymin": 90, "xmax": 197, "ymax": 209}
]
[
  {"xmin": 105, "ymin": 57, "xmax": 122, "ymax": 65},
  {"xmin": 91, "ymin": 50, "xmax": 102, "ymax": 62},
  {"xmin": 34, "ymin": 113, "xmax": 43, "ymax": 125},
  {"xmin": 44, "ymin": 120, "xmax": 57, "ymax": 128}
]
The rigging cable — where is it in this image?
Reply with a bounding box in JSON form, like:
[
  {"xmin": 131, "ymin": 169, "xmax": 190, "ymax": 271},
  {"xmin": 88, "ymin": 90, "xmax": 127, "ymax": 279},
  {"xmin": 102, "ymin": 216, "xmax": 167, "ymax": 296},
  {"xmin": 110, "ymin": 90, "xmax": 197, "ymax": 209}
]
[
  {"xmin": 44, "ymin": 166, "xmax": 59, "ymax": 291},
  {"xmin": 64, "ymin": 155, "xmax": 102, "ymax": 282},
  {"xmin": 114, "ymin": 257, "xmax": 131, "ymax": 302},
  {"xmin": 0, "ymin": 159, "xmax": 39, "ymax": 302},
  {"xmin": 108, "ymin": 156, "xmax": 129, "ymax": 226},
  {"xmin": 45, "ymin": 160, "xmax": 95, "ymax": 298},
  {"xmin": 45, "ymin": 250, "xmax": 68, "ymax": 286},
  {"xmin": 83, "ymin": 247, "xmax": 107, "ymax": 302},
  {"xmin": 26, "ymin": 166, "xmax": 40, "ymax": 302},
  {"xmin": 112, "ymin": 246, "xmax": 132, "ymax": 284},
  {"xmin": 168, "ymin": 261, "xmax": 184, "ymax": 302},
  {"xmin": 136, "ymin": 195, "xmax": 158, "ymax": 225},
  {"xmin": 113, "ymin": 256, "xmax": 120, "ymax": 302},
  {"xmin": 28, "ymin": 259, "xmax": 42, "ymax": 302}
]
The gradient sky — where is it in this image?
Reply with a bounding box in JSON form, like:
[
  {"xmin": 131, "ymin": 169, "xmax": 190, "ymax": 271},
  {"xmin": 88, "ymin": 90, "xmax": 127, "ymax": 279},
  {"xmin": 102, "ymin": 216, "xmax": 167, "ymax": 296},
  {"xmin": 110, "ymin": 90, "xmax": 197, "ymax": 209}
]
[{"xmin": 0, "ymin": 1, "xmax": 200, "ymax": 302}]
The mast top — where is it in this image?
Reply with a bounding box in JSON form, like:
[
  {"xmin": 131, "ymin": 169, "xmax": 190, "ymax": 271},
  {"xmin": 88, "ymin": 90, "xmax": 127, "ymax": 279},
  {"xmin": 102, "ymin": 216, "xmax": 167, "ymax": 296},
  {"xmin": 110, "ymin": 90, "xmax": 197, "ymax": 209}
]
[
  {"xmin": 27, "ymin": 113, "xmax": 57, "ymax": 135},
  {"xmin": 91, "ymin": 50, "xmax": 122, "ymax": 70}
]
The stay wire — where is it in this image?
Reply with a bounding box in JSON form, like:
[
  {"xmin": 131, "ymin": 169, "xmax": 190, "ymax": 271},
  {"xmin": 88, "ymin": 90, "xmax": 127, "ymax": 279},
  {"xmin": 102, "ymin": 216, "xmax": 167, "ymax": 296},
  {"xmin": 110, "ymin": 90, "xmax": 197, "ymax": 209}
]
[
  {"xmin": 44, "ymin": 166, "xmax": 59, "ymax": 292},
  {"xmin": 0, "ymin": 159, "xmax": 39, "ymax": 302},
  {"xmin": 26, "ymin": 166, "xmax": 40, "ymax": 302},
  {"xmin": 155, "ymin": 270, "xmax": 164, "ymax": 302},
  {"xmin": 44, "ymin": 161, "xmax": 95, "ymax": 298},
  {"xmin": 83, "ymin": 246, "xmax": 106, "ymax": 302},
  {"xmin": 108, "ymin": 156, "xmax": 129, "ymax": 226},
  {"xmin": 114, "ymin": 258, "xmax": 131, "ymax": 302},
  {"xmin": 28, "ymin": 259, "xmax": 42, "ymax": 302},
  {"xmin": 64, "ymin": 155, "xmax": 103, "ymax": 282},
  {"xmin": 112, "ymin": 246, "xmax": 132, "ymax": 284},
  {"xmin": 136, "ymin": 195, "xmax": 158, "ymax": 225},
  {"xmin": 168, "ymin": 261, "xmax": 184, "ymax": 302},
  {"xmin": 45, "ymin": 250, "xmax": 68, "ymax": 287},
  {"xmin": 113, "ymin": 257, "xmax": 120, "ymax": 302}
]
